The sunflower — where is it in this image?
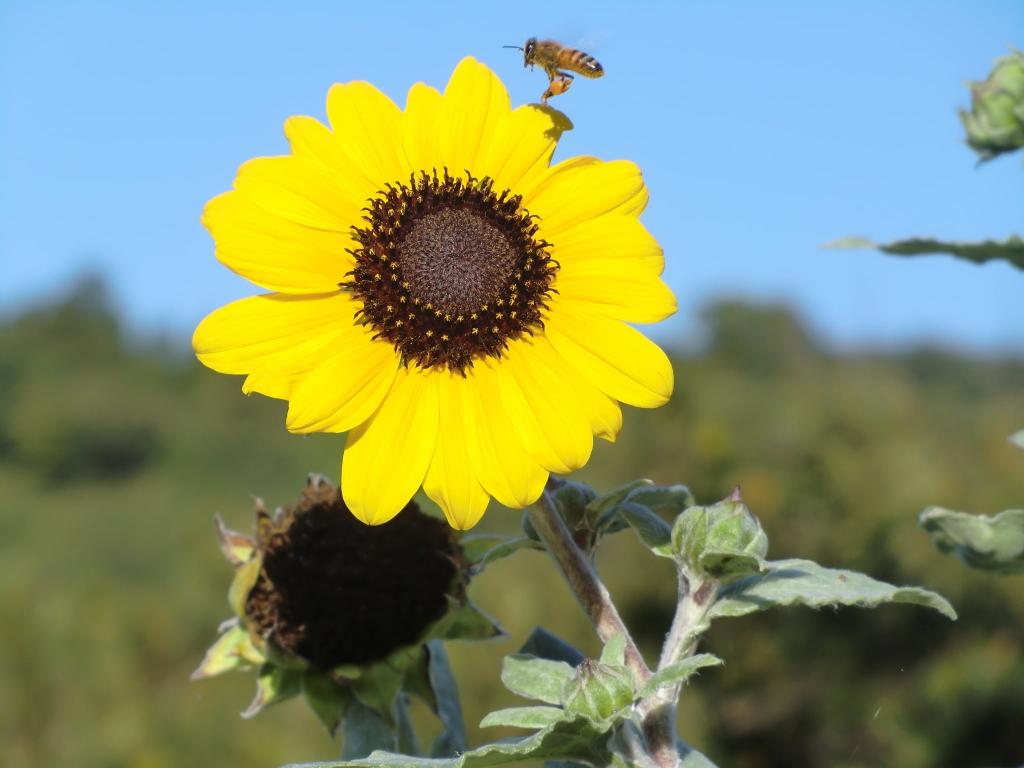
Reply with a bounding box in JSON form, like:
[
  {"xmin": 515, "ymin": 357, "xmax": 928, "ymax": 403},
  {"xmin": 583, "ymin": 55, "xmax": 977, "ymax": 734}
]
[{"xmin": 193, "ymin": 57, "xmax": 675, "ymax": 529}]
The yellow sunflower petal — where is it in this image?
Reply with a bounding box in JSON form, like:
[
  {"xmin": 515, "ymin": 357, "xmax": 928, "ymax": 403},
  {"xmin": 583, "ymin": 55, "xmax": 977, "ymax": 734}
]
[
  {"xmin": 193, "ymin": 292, "xmax": 357, "ymax": 390},
  {"xmin": 327, "ymin": 81, "xmax": 407, "ymax": 184},
  {"xmin": 527, "ymin": 158, "xmax": 649, "ymax": 234},
  {"xmin": 464, "ymin": 362, "xmax": 548, "ymax": 509},
  {"xmin": 202, "ymin": 191, "xmax": 354, "ymax": 294},
  {"xmin": 483, "ymin": 104, "xmax": 573, "ymax": 193},
  {"xmin": 402, "ymin": 82, "xmax": 443, "ymax": 174},
  {"xmin": 239, "ymin": 327, "xmax": 349, "ymax": 400},
  {"xmin": 439, "ymin": 57, "xmax": 510, "ymax": 173},
  {"xmin": 285, "ymin": 331, "xmax": 400, "ymax": 434},
  {"xmin": 553, "ymin": 214, "xmax": 675, "ymax": 323},
  {"xmin": 545, "ymin": 306, "xmax": 674, "ymax": 408},
  {"xmin": 496, "ymin": 338, "xmax": 594, "ymax": 474},
  {"xmin": 233, "ymin": 155, "xmax": 361, "ymax": 232},
  {"xmin": 423, "ymin": 372, "xmax": 491, "ymax": 529},
  {"xmin": 284, "ymin": 115, "xmax": 379, "ymax": 203},
  {"xmin": 342, "ymin": 368, "xmax": 439, "ymax": 525},
  {"xmin": 531, "ymin": 334, "xmax": 623, "ymax": 442}
]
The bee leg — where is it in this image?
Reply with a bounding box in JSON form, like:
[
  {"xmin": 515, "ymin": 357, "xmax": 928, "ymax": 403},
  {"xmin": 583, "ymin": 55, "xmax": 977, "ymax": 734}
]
[{"xmin": 542, "ymin": 74, "xmax": 574, "ymax": 103}]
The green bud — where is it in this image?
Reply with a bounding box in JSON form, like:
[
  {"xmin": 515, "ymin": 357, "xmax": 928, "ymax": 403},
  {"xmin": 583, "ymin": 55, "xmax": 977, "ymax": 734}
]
[
  {"xmin": 671, "ymin": 489, "xmax": 769, "ymax": 581},
  {"xmin": 960, "ymin": 49, "xmax": 1024, "ymax": 161},
  {"xmin": 560, "ymin": 659, "xmax": 634, "ymax": 724}
]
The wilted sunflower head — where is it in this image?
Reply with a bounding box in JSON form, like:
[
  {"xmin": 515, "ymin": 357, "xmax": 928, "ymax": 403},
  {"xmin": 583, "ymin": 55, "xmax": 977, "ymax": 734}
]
[
  {"xmin": 194, "ymin": 57, "xmax": 676, "ymax": 529},
  {"xmin": 244, "ymin": 475, "xmax": 464, "ymax": 667},
  {"xmin": 193, "ymin": 476, "xmax": 498, "ymax": 722}
]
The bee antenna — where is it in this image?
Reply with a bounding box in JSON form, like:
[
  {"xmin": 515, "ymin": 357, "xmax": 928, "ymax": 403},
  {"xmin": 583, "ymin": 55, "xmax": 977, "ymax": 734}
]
[{"xmin": 502, "ymin": 45, "xmax": 524, "ymax": 51}]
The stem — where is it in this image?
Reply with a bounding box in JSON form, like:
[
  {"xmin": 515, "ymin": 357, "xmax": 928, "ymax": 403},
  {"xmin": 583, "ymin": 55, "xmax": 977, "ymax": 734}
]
[
  {"xmin": 528, "ymin": 489, "xmax": 650, "ymax": 685},
  {"xmin": 530, "ymin": 488, "xmax": 680, "ymax": 768}
]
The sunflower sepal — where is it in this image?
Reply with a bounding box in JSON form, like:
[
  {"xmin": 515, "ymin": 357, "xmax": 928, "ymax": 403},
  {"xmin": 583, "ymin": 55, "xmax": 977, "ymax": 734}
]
[{"xmin": 242, "ymin": 663, "xmax": 303, "ymax": 719}]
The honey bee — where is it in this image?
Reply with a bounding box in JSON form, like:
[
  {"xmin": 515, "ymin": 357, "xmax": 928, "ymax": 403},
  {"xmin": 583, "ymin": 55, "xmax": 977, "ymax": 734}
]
[{"xmin": 504, "ymin": 38, "xmax": 604, "ymax": 103}]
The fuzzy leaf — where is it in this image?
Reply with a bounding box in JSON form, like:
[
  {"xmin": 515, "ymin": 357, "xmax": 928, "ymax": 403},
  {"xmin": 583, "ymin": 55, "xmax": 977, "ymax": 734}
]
[
  {"xmin": 425, "ymin": 641, "xmax": 466, "ymax": 758},
  {"xmin": 518, "ymin": 628, "xmax": 585, "ymax": 666},
  {"xmin": 919, "ymin": 507, "xmax": 1024, "ymax": 574},
  {"xmin": 479, "ymin": 706, "xmax": 565, "ymax": 729},
  {"xmin": 599, "ymin": 633, "xmax": 627, "ymax": 667},
  {"xmin": 501, "ymin": 655, "xmax": 575, "ymax": 705},
  {"xmin": 709, "ymin": 559, "xmax": 957, "ymax": 620},
  {"xmin": 826, "ymin": 235, "xmax": 1024, "ymax": 271},
  {"xmin": 617, "ymin": 502, "xmax": 674, "ymax": 556},
  {"xmin": 638, "ymin": 655, "xmax": 723, "ymax": 697},
  {"xmin": 290, "ymin": 716, "xmax": 611, "ymax": 768},
  {"xmin": 242, "ymin": 663, "xmax": 302, "ymax": 718}
]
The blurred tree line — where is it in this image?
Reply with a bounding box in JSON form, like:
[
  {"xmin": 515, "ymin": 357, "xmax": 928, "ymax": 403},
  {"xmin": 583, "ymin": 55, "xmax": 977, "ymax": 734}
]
[{"xmin": 1, "ymin": 277, "xmax": 1021, "ymax": 768}]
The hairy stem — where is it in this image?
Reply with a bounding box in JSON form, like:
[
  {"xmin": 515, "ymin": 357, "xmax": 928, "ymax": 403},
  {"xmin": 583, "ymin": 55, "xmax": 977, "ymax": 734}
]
[
  {"xmin": 528, "ymin": 489, "xmax": 650, "ymax": 683},
  {"xmin": 529, "ymin": 488, "xmax": 681, "ymax": 768}
]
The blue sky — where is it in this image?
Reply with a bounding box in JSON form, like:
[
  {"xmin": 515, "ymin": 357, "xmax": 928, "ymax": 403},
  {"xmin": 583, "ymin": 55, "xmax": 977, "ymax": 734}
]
[{"xmin": 1, "ymin": 1, "xmax": 1021, "ymax": 352}]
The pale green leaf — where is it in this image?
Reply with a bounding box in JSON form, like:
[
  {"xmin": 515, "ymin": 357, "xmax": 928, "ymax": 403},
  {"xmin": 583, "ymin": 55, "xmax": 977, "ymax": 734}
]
[
  {"xmin": 599, "ymin": 633, "xmax": 627, "ymax": 667},
  {"xmin": 709, "ymin": 559, "xmax": 957, "ymax": 620},
  {"xmin": 292, "ymin": 716, "xmax": 611, "ymax": 768},
  {"xmin": 501, "ymin": 655, "xmax": 575, "ymax": 705},
  {"xmin": 826, "ymin": 235, "xmax": 1024, "ymax": 270},
  {"xmin": 479, "ymin": 706, "xmax": 565, "ymax": 729},
  {"xmin": 919, "ymin": 507, "xmax": 1024, "ymax": 574},
  {"xmin": 1009, "ymin": 430, "xmax": 1024, "ymax": 450},
  {"xmin": 638, "ymin": 655, "xmax": 723, "ymax": 697}
]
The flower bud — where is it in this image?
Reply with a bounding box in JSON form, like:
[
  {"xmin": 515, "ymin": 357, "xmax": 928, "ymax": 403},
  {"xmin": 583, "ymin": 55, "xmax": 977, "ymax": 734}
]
[
  {"xmin": 560, "ymin": 659, "xmax": 634, "ymax": 724},
  {"xmin": 671, "ymin": 489, "xmax": 769, "ymax": 581},
  {"xmin": 960, "ymin": 50, "xmax": 1024, "ymax": 161}
]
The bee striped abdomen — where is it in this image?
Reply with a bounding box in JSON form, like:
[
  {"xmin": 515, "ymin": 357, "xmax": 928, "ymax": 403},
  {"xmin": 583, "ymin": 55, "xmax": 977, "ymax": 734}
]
[{"xmin": 562, "ymin": 49, "xmax": 604, "ymax": 78}]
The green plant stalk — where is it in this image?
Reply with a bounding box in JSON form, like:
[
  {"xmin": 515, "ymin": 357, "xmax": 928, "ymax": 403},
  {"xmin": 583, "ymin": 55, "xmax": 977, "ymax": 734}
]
[{"xmin": 529, "ymin": 489, "xmax": 681, "ymax": 768}]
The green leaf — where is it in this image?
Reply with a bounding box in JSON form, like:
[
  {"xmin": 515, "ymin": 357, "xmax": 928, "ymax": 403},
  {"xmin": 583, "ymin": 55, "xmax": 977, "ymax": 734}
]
[
  {"xmin": 501, "ymin": 655, "xmax": 575, "ymax": 705},
  {"xmin": 303, "ymin": 671, "xmax": 350, "ymax": 736},
  {"xmin": 825, "ymin": 235, "xmax": 1024, "ymax": 271},
  {"xmin": 698, "ymin": 548, "xmax": 766, "ymax": 581},
  {"xmin": 518, "ymin": 627, "xmax": 585, "ymax": 667},
  {"xmin": 709, "ymin": 559, "xmax": 957, "ymax": 621},
  {"xmin": 479, "ymin": 706, "xmax": 565, "ymax": 729},
  {"xmin": 919, "ymin": 507, "xmax": 1024, "ymax": 574},
  {"xmin": 599, "ymin": 633, "xmax": 626, "ymax": 667},
  {"xmin": 437, "ymin": 600, "xmax": 503, "ymax": 642},
  {"xmin": 617, "ymin": 502, "xmax": 674, "ymax": 556},
  {"xmin": 459, "ymin": 534, "xmax": 540, "ymax": 569},
  {"xmin": 638, "ymin": 655, "xmax": 723, "ymax": 697},
  {"xmin": 341, "ymin": 697, "xmax": 398, "ymax": 760},
  {"xmin": 625, "ymin": 484, "xmax": 696, "ymax": 517},
  {"xmin": 290, "ymin": 716, "xmax": 612, "ymax": 768},
  {"xmin": 242, "ymin": 663, "xmax": 302, "ymax": 718},
  {"xmin": 425, "ymin": 641, "xmax": 466, "ymax": 758}
]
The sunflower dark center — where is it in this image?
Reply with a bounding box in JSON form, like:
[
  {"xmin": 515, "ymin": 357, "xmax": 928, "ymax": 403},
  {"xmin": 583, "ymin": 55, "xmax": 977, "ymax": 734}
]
[
  {"xmin": 345, "ymin": 170, "xmax": 558, "ymax": 373},
  {"xmin": 399, "ymin": 208, "xmax": 519, "ymax": 316},
  {"xmin": 245, "ymin": 477, "xmax": 463, "ymax": 669}
]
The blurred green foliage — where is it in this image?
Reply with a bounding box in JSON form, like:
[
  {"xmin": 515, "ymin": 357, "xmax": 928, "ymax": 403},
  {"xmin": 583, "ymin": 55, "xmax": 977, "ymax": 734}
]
[{"xmin": 2, "ymin": 279, "xmax": 1022, "ymax": 768}]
